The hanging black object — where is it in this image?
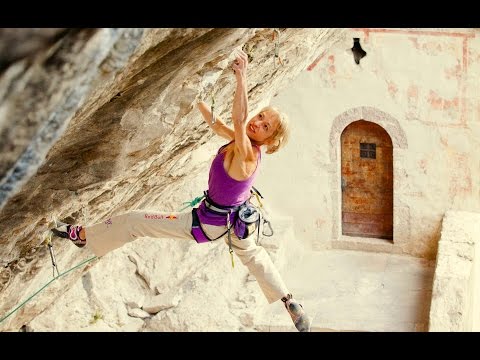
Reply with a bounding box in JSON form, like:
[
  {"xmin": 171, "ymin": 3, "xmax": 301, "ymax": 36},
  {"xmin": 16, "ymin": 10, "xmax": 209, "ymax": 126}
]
[{"xmin": 351, "ymin": 38, "xmax": 367, "ymax": 65}]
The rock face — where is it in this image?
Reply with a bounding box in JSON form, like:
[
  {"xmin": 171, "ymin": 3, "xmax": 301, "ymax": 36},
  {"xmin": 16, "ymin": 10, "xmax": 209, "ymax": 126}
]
[
  {"xmin": 0, "ymin": 28, "xmax": 68, "ymax": 73},
  {"xmin": 0, "ymin": 28, "xmax": 346, "ymax": 331}
]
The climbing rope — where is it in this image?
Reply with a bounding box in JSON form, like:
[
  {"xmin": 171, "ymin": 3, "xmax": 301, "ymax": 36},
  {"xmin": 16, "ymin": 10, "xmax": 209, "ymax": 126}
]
[
  {"xmin": 1, "ymin": 211, "xmax": 97, "ymax": 326},
  {"xmin": 0, "ymin": 254, "xmax": 97, "ymax": 325},
  {"xmin": 178, "ymin": 194, "xmax": 205, "ymax": 212}
]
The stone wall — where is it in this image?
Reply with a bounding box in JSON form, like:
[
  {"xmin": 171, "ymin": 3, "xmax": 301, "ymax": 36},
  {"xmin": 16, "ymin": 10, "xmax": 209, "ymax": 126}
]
[
  {"xmin": 258, "ymin": 28, "xmax": 480, "ymax": 259},
  {"xmin": 429, "ymin": 210, "xmax": 480, "ymax": 331}
]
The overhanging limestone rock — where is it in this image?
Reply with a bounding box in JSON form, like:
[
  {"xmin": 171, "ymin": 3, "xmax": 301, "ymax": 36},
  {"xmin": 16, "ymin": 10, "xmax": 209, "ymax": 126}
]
[{"xmin": 0, "ymin": 28, "xmax": 347, "ymax": 331}]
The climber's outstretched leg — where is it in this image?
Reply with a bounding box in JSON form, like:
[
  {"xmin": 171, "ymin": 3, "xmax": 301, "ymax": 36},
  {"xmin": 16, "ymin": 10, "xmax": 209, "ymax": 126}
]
[
  {"xmin": 202, "ymin": 222, "xmax": 311, "ymax": 332},
  {"xmin": 51, "ymin": 210, "xmax": 194, "ymax": 257}
]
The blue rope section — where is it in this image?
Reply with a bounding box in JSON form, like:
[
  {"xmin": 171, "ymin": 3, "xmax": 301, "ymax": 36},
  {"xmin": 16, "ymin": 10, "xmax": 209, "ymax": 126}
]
[
  {"xmin": 178, "ymin": 195, "xmax": 205, "ymax": 212},
  {"xmin": 0, "ymin": 255, "xmax": 98, "ymax": 325}
]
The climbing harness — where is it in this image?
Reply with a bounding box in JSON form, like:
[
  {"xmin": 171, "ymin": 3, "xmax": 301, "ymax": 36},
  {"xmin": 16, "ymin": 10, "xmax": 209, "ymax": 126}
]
[
  {"xmin": 182, "ymin": 186, "xmax": 275, "ymax": 268},
  {"xmin": 203, "ymin": 192, "xmax": 239, "ymax": 268},
  {"xmin": 187, "ymin": 191, "xmax": 241, "ymax": 268}
]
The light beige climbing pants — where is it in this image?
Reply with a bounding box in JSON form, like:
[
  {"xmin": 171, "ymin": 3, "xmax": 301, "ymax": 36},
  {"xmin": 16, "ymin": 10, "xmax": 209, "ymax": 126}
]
[{"xmin": 85, "ymin": 210, "xmax": 289, "ymax": 303}]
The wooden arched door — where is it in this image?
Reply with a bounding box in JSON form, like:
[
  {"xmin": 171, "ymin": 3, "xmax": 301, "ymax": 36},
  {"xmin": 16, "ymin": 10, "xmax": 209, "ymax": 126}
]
[{"xmin": 341, "ymin": 120, "xmax": 393, "ymax": 240}]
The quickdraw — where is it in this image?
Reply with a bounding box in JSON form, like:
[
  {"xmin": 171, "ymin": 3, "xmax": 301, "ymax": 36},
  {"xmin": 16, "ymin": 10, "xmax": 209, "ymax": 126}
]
[
  {"xmin": 251, "ymin": 186, "xmax": 274, "ymax": 238},
  {"xmin": 211, "ymin": 91, "xmax": 216, "ymax": 125},
  {"xmin": 45, "ymin": 232, "xmax": 60, "ymax": 278},
  {"xmin": 226, "ymin": 209, "xmax": 235, "ymax": 268},
  {"xmin": 273, "ymin": 29, "xmax": 284, "ymax": 68}
]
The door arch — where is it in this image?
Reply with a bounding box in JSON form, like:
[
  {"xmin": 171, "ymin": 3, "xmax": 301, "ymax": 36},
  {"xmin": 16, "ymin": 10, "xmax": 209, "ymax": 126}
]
[{"xmin": 341, "ymin": 120, "xmax": 393, "ymax": 239}]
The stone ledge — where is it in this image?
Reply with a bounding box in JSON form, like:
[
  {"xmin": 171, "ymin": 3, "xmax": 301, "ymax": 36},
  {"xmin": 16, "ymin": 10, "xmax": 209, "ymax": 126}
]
[
  {"xmin": 332, "ymin": 235, "xmax": 403, "ymax": 254},
  {"xmin": 429, "ymin": 210, "xmax": 480, "ymax": 331}
]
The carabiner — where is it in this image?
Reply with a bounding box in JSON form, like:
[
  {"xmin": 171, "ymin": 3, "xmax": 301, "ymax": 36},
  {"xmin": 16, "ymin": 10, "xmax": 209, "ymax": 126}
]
[{"xmin": 262, "ymin": 219, "xmax": 274, "ymax": 237}]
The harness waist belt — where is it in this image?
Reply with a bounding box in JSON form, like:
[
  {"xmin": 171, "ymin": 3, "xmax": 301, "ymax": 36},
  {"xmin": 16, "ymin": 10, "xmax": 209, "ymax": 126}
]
[{"xmin": 203, "ymin": 191, "xmax": 242, "ymax": 214}]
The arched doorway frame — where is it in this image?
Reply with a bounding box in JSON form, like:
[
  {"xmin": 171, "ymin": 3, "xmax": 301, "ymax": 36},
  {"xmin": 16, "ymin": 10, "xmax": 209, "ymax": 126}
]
[{"xmin": 329, "ymin": 106, "xmax": 408, "ymax": 249}]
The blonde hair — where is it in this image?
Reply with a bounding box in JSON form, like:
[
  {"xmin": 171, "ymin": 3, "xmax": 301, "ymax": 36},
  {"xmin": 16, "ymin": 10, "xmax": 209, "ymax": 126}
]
[{"xmin": 261, "ymin": 106, "xmax": 290, "ymax": 154}]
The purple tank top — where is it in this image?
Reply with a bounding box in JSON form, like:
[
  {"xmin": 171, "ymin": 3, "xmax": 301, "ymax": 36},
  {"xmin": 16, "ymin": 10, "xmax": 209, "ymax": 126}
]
[{"xmin": 197, "ymin": 141, "xmax": 261, "ymax": 226}]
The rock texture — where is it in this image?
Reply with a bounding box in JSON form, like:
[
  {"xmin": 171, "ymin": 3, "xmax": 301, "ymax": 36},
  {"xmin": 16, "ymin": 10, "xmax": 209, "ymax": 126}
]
[
  {"xmin": 0, "ymin": 28, "xmax": 346, "ymax": 331},
  {"xmin": 0, "ymin": 28, "xmax": 68, "ymax": 73}
]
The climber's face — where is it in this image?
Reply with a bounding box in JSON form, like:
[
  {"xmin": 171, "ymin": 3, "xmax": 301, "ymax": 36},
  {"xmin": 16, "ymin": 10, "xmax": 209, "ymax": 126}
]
[{"xmin": 246, "ymin": 109, "xmax": 279, "ymax": 144}]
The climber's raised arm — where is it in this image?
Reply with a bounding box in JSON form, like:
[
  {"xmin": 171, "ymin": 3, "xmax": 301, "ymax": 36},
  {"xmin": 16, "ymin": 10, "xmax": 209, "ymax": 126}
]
[
  {"xmin": 197, "ymin": 101, "xmax": 234, "ymax": 141},
  {"xmin": 231, "ymin": 49, "xmax": 256, "ymax": 162}
]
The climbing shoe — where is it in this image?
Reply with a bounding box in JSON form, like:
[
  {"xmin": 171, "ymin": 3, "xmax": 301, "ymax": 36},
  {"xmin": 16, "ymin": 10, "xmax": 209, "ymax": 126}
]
[
  {"xmin": 282, "ymin": 294, "xmax": 311, "ymax": 332},
  {"xmin": 51, "ymin": 221, "xmax": 86, "ymax": 248}
]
